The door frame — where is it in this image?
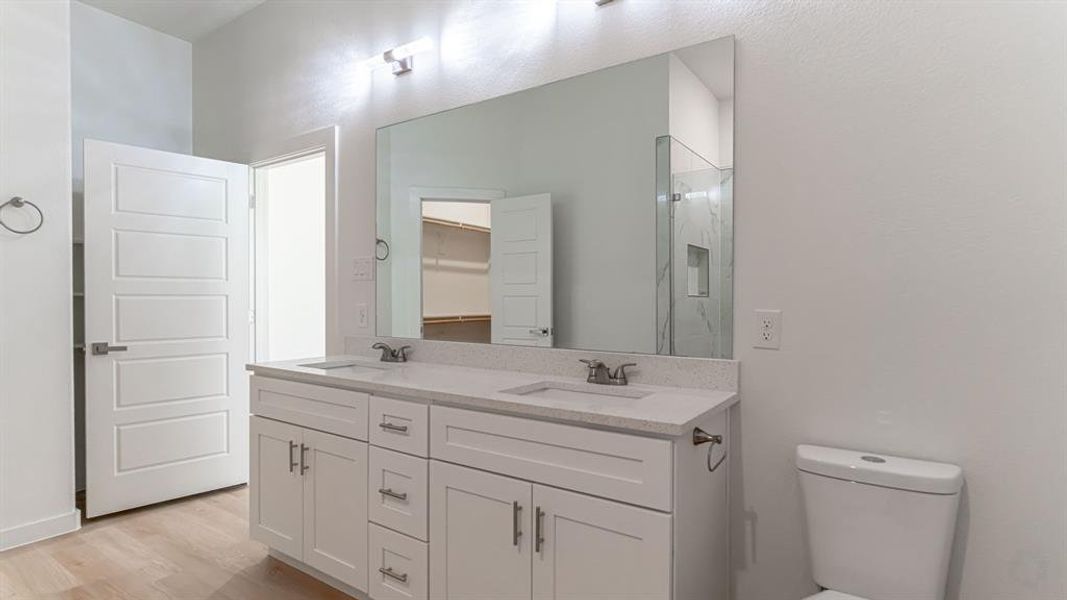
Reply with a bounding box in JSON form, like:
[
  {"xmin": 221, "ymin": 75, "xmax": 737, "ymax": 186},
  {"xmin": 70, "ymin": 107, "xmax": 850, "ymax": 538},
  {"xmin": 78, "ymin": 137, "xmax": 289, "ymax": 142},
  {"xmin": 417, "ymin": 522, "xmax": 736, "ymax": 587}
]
[
  {"xmin": 405, "ymin": 186, "xmax": 505, "ymax": 339},
  {"xmin": 247, "ymin": 126, "xmax": 339, "ymax": 357}
]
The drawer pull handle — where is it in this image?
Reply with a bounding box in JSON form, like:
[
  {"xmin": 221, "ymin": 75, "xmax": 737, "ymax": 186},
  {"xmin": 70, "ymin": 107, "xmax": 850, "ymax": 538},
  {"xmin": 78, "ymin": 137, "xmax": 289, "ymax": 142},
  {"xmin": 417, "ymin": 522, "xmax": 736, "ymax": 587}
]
[
  {"xmin": 288, "ymin": 441, "xmax": 298, "ymax": 473},
  {"xmin": 379, "ymin": 566, "xmax": 408, "ymax": 583},
  {"xmin": 378, "ymin": 487, "xmax": 408, "ymax": 501},
  {"xmin": 535, "ymin": 506, "xmax": 545, "ymax": 554},
  {"xmin": 512, "ymin": 501, "xmax": 523, "ymax": 547},
  {"xmin": 379, "ymin": 421, "xmax": 409, "ymax": 433}
]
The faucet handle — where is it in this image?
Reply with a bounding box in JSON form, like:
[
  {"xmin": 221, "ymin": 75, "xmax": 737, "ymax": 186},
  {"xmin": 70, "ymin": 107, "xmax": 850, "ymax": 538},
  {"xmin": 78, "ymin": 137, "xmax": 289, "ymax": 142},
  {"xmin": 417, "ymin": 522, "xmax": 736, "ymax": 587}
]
[
  {"xmin": 372, "ymin": 342, "xmax": 394, "ymax": 361},
  {"xmin": 579, "ymin": 359, "xmax": 605, "ymax": 374},
  {"xmin": 612, "ymin": 363, "xmax": 637, "ymax": 384},
  {"xmin": 395, "ymin": 345, "xmax": 412, "ymax": 362}
]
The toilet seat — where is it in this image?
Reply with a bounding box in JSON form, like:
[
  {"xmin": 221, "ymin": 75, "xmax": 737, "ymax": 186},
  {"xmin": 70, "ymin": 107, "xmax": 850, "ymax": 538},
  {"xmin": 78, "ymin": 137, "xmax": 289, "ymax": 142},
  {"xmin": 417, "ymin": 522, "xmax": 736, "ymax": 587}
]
[{"xmin": 803, "ymin": 591, "xmax": 869, "ymax": 600}]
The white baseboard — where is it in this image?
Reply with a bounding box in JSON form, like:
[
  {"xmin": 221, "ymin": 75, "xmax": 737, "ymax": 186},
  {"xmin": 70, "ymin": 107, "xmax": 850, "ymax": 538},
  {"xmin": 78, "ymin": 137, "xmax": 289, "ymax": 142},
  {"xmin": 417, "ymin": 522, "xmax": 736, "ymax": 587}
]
[{"xmin": 0, "ymin": 509, "xmax": 81, "ymax": 552}]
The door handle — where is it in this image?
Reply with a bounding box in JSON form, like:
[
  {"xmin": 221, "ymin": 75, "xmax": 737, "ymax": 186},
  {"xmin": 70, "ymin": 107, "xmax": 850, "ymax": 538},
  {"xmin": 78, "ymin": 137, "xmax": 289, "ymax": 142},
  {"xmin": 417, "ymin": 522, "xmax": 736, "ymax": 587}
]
[
  {"xmin": 378, "ymin": 566, "xmax": 408, "ymax": 583},
  {"xmin": 512, "ymin": 501, "xmax": 523, "ymax": 547},
  {"xmin": 90, "ymin": 342, "xmax": 128, "ymax": 356},
  {"xmin": 535, "ymin": 506, "xmax": 545, "ymax": 554},
  {"xmin": 378, "ymin": 488, "xmax": 408, "ymax": 502},
  {"xmin": 288, "ymin": 441, "xmax": 298, "ymax": 473},
  {"xmin": 299, "ymin": 444, "xmax": 310, "ymax": 475},
  {"xmin": 528, "ymin": 328, "xmax": 550, "ymax": 337}
]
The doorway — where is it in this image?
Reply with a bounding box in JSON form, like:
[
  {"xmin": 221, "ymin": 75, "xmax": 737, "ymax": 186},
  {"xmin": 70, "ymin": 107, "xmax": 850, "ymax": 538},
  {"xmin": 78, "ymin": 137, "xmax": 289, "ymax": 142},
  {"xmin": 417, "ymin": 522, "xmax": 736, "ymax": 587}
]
[
  {"xmin": 253, "ymin": 153, "xmax": 326, "ymax": 361},
  {"xmin": 421, "ymin": 199, "xmax": 492, "ymax": 343},
  {"xmin": 248, "ymin": 126, "xmax": 339, "ymax": 363}
]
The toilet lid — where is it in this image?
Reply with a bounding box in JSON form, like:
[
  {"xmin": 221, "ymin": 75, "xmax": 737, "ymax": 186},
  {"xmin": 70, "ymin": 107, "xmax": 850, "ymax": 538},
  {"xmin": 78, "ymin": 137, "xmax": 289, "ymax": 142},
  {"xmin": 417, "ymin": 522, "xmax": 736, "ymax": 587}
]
[{"xmin": 803, "ymin": 591, "xmax": 869, "ymax": 600}]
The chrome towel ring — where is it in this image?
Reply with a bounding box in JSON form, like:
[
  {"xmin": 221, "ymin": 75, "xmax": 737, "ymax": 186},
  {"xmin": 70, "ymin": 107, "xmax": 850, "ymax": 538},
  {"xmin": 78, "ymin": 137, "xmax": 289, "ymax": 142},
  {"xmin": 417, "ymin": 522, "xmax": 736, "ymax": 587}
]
[{"xmin": 0, "ymin": 196, "xmax": 43, "ymax": 235}]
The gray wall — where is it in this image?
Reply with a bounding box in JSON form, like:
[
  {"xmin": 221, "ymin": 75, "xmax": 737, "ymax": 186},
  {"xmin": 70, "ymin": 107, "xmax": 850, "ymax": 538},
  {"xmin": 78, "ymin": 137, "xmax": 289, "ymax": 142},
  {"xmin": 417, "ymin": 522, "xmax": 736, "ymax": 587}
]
[{"xmin": 192, "ymin": 2, "xmax": 1067, "ymax": 599}]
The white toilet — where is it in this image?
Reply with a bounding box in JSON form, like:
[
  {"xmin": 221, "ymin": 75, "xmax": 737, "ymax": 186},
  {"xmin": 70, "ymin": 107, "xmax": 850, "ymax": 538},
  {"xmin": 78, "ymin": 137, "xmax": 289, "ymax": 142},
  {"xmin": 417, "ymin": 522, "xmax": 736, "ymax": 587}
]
[{"xmin": 797, "ymin": 445, "xmax": 964, "ymax": 600}]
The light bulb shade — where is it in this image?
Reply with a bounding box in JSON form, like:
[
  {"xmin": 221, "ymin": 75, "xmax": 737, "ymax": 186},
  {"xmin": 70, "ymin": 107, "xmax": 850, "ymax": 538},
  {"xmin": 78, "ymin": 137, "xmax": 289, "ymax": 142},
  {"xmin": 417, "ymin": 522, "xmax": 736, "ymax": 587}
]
[{"xmin": 362, "ymin": 36, "xmax": 433, "ymax": 73}]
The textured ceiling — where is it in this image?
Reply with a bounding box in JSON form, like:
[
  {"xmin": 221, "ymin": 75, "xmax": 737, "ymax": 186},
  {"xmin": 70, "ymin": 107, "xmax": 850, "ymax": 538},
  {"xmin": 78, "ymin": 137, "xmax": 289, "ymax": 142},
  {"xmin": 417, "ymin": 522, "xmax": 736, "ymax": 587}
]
[{"xmin": 79, "ymin": 0, "xmax": 266, "ymax": 41}]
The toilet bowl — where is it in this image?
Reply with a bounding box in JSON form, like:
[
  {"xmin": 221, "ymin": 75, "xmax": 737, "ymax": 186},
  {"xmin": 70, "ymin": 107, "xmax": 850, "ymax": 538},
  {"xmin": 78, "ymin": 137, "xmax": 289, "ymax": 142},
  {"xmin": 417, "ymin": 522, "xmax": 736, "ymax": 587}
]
[{"xmin": 797, "ymin": 445, "xmax": 963, "ymax": 600}]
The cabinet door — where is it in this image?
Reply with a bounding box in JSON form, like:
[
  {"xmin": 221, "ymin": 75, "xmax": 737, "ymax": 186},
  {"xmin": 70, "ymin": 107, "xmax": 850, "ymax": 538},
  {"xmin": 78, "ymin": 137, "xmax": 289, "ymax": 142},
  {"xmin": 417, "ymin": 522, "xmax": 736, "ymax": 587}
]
[
  {"xmin": 532, "ymin": 484, "xmax": 671, "ymax": 600},
  {"xmin": 249, "ymin": 416, "xmax": 303, "ymax": 558},
  {"xmin": 302, "ymin": 429, "xmax": 369, "ymax": 590},
  {"xmin": 430, "ymin": 461, "xmax": 532, "ymax": 600}
]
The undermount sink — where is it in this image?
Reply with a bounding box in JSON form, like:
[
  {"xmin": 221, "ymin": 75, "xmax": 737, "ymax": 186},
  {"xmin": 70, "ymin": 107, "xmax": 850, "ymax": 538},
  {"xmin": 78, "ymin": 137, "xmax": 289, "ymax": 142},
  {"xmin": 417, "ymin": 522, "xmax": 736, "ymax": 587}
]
[
  {"xmin": 297, "ymin": 359, "xmax": 389, "ymax": 374},
  {"xmin": 500, "ymin": 381, "xmax": 651, "ymax": 402}
]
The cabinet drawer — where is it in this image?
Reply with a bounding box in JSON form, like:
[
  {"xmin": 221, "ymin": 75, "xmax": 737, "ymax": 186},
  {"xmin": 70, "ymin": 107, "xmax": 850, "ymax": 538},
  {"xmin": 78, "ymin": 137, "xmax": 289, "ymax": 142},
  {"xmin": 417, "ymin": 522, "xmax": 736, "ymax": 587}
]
[
  {"xmin": 370, "ymin": 396, "xmax": 429, "ymax": 457},
  {"xmin": 250, "ymin": 376, "xmax": 368, "ymax": 440},
  {"xmin": 369, "ymin": 446, "xmax": 429, "ymax": 541},
  {"xmin": 369, "ymin": 523, "xmax": 428, "ymax": 600},
  {"xmin": 430, "ymin": 405, "xmax": 673, "ymax": 511}
]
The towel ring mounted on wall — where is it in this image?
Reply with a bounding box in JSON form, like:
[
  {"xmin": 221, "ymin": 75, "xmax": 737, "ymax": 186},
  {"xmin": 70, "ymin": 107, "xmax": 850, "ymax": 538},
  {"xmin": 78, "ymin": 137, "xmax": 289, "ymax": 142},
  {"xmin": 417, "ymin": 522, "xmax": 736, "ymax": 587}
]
[
  {"xmin": 375, "ymin": 238, "xmax": 390, "ymax": 261},
  {"xmin": 0, "ymin": 197, "xmax": 44, "ymax": 235},
  {"xmin": 693, "ymin": 427, "xmax": 727, "ymax": 473}
]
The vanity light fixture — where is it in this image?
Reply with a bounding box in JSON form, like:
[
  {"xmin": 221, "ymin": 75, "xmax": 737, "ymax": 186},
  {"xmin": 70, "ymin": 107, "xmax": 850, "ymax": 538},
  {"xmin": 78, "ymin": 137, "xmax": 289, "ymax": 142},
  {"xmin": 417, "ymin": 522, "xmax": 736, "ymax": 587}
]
[{"xmin": 363, "ymin": 37, "xmax": 433, "ymax": 76}]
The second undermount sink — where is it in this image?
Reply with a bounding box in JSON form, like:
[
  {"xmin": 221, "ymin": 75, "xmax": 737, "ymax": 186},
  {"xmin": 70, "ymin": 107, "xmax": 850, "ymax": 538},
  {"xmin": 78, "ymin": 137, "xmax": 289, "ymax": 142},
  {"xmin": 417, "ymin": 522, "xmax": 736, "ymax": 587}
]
[
  {"xmin": 500, "ymin": 380, "xmax": 651, "ymax": 402},
  {"xmin": 297, "ymin": 359, "xmax": 389, "ymax": 375}
]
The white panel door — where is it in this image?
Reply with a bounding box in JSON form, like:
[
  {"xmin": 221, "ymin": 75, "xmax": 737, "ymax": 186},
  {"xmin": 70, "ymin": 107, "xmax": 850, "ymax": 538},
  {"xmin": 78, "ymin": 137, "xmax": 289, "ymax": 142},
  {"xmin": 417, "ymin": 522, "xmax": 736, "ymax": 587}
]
[
  {"xmin": 531, "ymin": 484, "xmax": 671, "ymax": 600},
  {"xmin": 302, "ymin": 429, "xmax": 369, "ymax": 591},
  {"xmin": 84, "ymin": 139, "xmax": 249, "ymax": 518},
  {"xmin": 430, "ymin": 461, "xmax": 532, "ymax": 600},
  {"xmin": 490, "ymin": 194, "xmax": 553, "ymax": 346},
  {"xmin": 249, "ymin": 416, "xmax": 303, "ymax": 558}
]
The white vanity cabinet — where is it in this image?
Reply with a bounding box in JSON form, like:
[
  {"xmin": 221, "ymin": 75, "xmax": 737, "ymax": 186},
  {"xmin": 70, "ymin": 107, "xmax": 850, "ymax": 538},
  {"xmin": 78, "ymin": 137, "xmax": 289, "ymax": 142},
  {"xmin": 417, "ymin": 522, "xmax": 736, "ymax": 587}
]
[
  {"xmin": 248, "ymin": 370, "xmax": 732, "ymax": 600},
  {"xmin": 248, "ymin": 377, "xmax": 370, "ymax": 591}
]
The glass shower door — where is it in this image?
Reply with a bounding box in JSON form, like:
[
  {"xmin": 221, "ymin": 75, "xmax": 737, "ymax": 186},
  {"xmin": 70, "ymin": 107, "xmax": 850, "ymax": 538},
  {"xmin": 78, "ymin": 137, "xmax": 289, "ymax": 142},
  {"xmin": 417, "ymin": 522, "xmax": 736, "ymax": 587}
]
[{"xmin": 655, "ymin": 136, "xmax": 733, "ymax": 359}]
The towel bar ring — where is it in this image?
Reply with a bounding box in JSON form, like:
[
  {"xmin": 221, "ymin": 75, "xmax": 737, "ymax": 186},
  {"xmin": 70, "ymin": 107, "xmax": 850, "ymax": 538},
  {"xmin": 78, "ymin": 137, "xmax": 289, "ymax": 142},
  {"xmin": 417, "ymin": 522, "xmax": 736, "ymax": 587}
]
[
  {"xmin": 0, "ymin": 197, "xmax": 43, "ymax": 235},
  {"xmin": 693, "ymin": 427, "xmax": 727, "ymax": 473},
  {"xmin": 375, "ymin": 237, "xmax": 390, "ymax": 260}
]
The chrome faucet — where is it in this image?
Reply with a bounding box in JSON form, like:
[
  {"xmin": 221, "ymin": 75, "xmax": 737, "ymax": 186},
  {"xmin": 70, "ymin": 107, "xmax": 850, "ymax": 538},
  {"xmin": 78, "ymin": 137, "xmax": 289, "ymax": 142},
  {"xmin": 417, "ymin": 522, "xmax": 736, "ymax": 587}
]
[
  {"xmin": 579, "ymin": 359, "xmax": 636, "ymax": 386},
  {"xmin": 372, "ymin": 342, "xmax": 411, "ymax": 363}
]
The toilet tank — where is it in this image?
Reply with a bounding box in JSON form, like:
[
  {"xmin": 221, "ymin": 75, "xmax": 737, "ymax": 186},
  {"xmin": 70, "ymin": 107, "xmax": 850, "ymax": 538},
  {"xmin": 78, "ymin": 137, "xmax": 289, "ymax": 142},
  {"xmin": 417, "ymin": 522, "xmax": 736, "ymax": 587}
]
[{"xmin": 797, "ymin": 445, "xmax": 963, "ymax": 600}]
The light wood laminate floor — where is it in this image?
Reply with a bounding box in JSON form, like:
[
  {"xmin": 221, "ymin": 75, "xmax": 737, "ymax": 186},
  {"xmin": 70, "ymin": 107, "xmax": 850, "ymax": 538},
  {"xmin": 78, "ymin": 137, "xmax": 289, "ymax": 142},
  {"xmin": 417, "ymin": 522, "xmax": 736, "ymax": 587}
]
[{"xmin": 0, "ymin": 486, "xmax": 352, "ymax": 599}]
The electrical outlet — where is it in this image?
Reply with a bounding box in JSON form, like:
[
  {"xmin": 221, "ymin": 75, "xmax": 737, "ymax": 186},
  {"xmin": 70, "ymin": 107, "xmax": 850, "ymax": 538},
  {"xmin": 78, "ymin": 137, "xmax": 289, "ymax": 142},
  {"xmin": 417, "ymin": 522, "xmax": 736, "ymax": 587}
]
[
  {"xmin": 754, "ymin": 309, "xmax": 782, "ymax": 349},
  {"xmin": 353, "ymin": 257, "xmax": 374, "ymax": 281},
  {"xmin": 356, "ymin": 303, "xmax": 368, "ymax": 328}
]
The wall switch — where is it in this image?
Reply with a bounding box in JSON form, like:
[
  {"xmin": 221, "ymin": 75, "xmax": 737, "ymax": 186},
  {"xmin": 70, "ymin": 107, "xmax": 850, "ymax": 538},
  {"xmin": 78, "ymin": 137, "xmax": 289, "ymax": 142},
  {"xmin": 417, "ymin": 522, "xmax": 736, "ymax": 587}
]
[
  {"xmin": 754, "ymin": 309, "xmax": 782, "ymax": 349},
  {"xmin": 353, "ymin": 256, "xmax": 374, "ymax": 281},
  {"xmin": 356, "ymin": 303, "xmax": 368, "ymax": 328}
]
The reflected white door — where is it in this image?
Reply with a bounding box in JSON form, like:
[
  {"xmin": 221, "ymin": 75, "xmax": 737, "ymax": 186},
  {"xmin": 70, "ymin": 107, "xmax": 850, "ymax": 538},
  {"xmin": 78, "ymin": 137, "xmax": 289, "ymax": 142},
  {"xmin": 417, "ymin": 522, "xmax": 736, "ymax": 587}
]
[
  {"xmin": 490, "ymin": 194, "xmax": 553, "ymax": 346},
  {"xmin": 84, "ymin": 140, "xmax": 249, "ymax": 518}
]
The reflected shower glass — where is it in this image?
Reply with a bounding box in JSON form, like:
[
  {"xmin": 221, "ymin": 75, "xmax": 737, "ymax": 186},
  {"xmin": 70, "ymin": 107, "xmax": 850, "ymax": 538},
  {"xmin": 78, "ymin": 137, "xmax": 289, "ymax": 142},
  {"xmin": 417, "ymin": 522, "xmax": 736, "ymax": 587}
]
[{"xmin": 655, "ymin": 136, "xmax": 734, "ymax": 359}]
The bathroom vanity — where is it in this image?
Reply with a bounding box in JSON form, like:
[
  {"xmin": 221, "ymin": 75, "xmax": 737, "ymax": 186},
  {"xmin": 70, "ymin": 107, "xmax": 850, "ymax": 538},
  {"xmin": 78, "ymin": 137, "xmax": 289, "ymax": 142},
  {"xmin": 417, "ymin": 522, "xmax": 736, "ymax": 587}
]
[{"xmin": 246, "ymin": 356, "xmax": 737, "ymax": 600}]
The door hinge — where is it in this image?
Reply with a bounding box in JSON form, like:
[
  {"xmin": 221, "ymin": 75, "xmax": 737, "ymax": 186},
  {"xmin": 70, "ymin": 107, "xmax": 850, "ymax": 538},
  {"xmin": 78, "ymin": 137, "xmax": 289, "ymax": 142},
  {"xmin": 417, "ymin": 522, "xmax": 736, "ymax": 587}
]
[{"xmin": 249, "ymin": 193, "xmax": 256, "ymax": 209}]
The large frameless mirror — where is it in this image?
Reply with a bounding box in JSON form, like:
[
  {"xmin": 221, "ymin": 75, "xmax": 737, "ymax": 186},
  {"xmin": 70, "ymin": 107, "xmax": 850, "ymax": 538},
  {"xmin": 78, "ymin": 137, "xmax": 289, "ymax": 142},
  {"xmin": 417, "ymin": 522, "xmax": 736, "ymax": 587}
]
[{"xmin": 376, "ymin": 36, "xmax": 734, "ymax": 358}]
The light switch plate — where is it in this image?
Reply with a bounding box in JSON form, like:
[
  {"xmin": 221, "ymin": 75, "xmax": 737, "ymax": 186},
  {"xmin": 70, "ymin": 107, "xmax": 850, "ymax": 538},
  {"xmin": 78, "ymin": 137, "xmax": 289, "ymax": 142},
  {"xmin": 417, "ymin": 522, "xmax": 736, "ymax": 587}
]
[
  {"xmin": 754, "ymin": 309, "xmax": 782, "ymax": 349},
  {"xmin": 353, "ymin": 256, "xmax": 374, "ymax": 281}
]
